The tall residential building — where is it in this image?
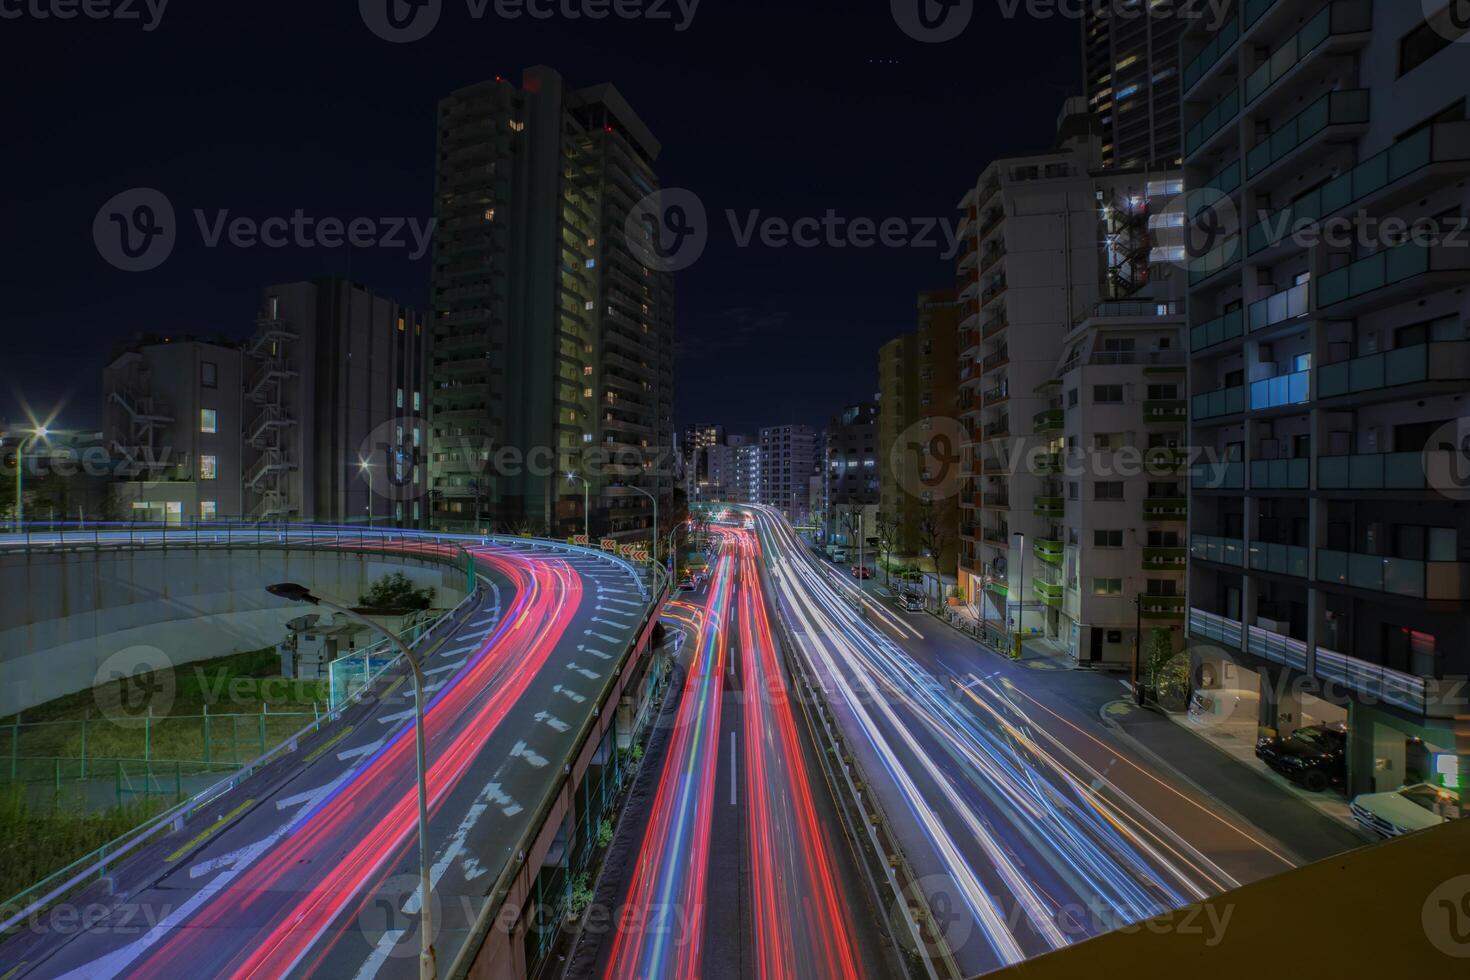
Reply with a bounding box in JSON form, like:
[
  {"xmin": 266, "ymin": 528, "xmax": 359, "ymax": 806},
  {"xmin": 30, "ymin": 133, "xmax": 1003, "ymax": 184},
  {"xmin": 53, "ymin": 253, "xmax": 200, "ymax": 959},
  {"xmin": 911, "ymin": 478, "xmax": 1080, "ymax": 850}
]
[
  {"xmin": 429, "ymin": 66, "xmax": 675, "ymax": 540},
  {"xmin": 682, "ymin": 422, "xmax": 724, "ymax": 500},
  {"xmin": 878, "ymin": 289, "xmax": 963, "ymax": 565},
  {"xmin": 1180, "ymin": 1, "xmax": 1469, "ymax": 798},
  {"xmin": 243, "ymin": 280, "xmax": 430, "ymax": 525},
  {"xmin": 822, "ymin": 403, "xmax": 880, "ymax": 546},
  {"xmin": 731, "ymin": 440, "xmax": 760, "ymax": 504},
  {"xmin": 103, "ymin": 336, "xmax": 244, "ymax": 522},
  {"xmin": 759, "ymin": 424, "xmax": 818, "ymax": 521},
  {"xmin": 1082, "ymin": 2, "xmax": 1185, "ymax": 170}
]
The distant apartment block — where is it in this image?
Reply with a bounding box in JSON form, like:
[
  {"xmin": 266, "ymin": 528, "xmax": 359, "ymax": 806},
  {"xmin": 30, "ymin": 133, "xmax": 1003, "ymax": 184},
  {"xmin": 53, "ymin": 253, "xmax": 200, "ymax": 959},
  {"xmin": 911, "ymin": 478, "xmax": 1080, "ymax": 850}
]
[
  {"xmin": 103, "ymin": 336, "xmax": 243, "ymax": 521},
  {"xmin": 243, "ymin": 279, "xmax": 429, "ymax": 525},
  {"xmin": 1082, "ymin": 0, "xmax": 1184, "ymax": 170},
  {"xmin": 823, "ymin": 403, "xmax": 879, "ymax": 548},
  {"xmin": 759, "ymin": 424, "xmax": 818, "ymax": 521},
  {"xmin": 1180, "ymin": 0, "xmax": 1469, "ymax": 797},
  {"xmin": 429, "ymin": 66, "xmax": 674, "ymax": 540}
]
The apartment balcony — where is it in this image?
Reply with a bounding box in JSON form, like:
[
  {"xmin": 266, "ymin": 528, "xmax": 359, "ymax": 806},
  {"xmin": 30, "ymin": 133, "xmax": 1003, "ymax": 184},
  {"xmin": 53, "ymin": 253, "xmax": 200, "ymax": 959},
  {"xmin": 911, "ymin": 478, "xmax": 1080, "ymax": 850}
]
[
  {"xmin": 983, "ymin": 492, "xmax": 1010, "ymax": 510},
  {"xmin": 1243, "ymin": 0, "xmax": 1372, "ymax": 108},
  {"xmin": 982, "ymin": 347, "xmax": 1010, "ymax": 373},
  {"xmin": 1249, "ymin": 369, "xmax": 1310, "ymax": 413},
  {"xmin": 1033, "ymin": 496, "xmax": 1064, "ymax": 519},
  {"xmin": 978, "ymin": 246, "xmax": 1007, "ymax": 276},
  {"xmin": 1317, "ymin": 550, "xmax": 1468, "ymax": 602},
  {"xmin": 982, "ymin": 418, "xmax": 1010, "ymax": 439},
  {"xmin": 1033, "ymin": 408, "xmax": 1063, "ymax": 433},
  {"xmin": 1140, "ymin": 595, "xmax": 1187, "ymax": 620},
  {"xmin": 1316, "ymin": 241, "xmax": 1470, "ymax": 317},
  {"xmin": 1190, "ymin": 607, "xmax": 1243, "ymax": 647},
  {"xmin": 1144, "ymin": 447, "xmax": 1188, "ymax": 473},
  {"xmin": 1034, "ymin": 578, "xmax": 1063, "ymax": 609},
  {"xmin": 1190, "ymin": 309, "xmax": 1244, "ymax": 352},
  {"xmin": 1249, "ymin": 541, "xmax": 1309, "ymax": 578},
  {"xmin": 1143, "ymin": 497, "xmax": 1188, "ymax": 522},
  {"xmin": 1191, "ymin": 534, "xmax": 1246, "ymax": 567},
  {"xmin": 1250, "ymin": 458, "xmax": 1309, "ymax": 490},
  {"xmin": 981, "ymin": 309, "xmax": 1009, "ymax": 340},
  {"xmin": 1317, "ymin": 340, "xmax": 1470, "ymax": 401},
  {"xmin": 1247, "ymin": 281, "xmax": 1308, "ymax": 336},
  {"xmin": 1247, "ymin": 121, "xmax": 1470, "ymax": 259},
  {"xmin": 1188, "ymin": 237, "xmax": 1243, "ymax": 287},
  {"xmin": 1319, "ymin": 451, "xmax": 1460, "ymax": 492},
  {"xmin": 1143, "ymin": 547, "xmax": 1188, "ymax": 571},
  {"xmin": 1192, "ymin": 459, "xmax": 1245, "ymax": 490},
  {"xmin": 1182, "ymin": 14, "xmax": 1240, "ymax": 94},
  {"xmin": 1033, "ymin": 537, "xmax": 1064, "ymax": 565},
  {"xmin": 1142, "ymin": 400, "xmax": 1188, "ymax": 424},
  {"xmin": 1314, "ymin": 648, "xmax": 1458, "ymax": 719},
  {"xmin": 1246, "ymin": 624, "xmax": 1308, "ymax": 672},
  {"xmin": 976, "ymin": 208, "xmax": 1005, "ymax": 241},
  {"xmin": 1184, "ymin": 87, "xmax": 1240, "ymax": 160},
  {"xmin": 1246, "ymin": 90, "xmax": 1370, "ymax": 181},
  {"xmin": 1033, "ymin": 452, "xmax": 1063, "ymax": 476},
  {"xmin": 982, "ymin": 527, "xmax": 1011, "ymax": 548}
]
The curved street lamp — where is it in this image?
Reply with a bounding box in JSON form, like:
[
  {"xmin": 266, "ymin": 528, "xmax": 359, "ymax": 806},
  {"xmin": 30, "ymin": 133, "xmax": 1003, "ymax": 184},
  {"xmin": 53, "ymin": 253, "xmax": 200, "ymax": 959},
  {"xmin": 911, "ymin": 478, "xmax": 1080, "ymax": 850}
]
[{"xmin": 13, "ymin": 426, "xmax": 49, "ymax": 530}]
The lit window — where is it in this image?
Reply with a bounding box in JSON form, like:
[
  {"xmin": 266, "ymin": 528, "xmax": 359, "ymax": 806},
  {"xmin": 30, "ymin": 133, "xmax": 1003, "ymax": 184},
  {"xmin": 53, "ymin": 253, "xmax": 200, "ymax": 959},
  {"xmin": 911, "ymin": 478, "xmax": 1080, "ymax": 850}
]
[
  {"xmin": 484, "ymin": 209, "xmax": 496, "ymax": 221},
  {"xmin": 200, "ymin": 361, "xmax": 218, "ymax": 388},
  {"xmin": 200, "ymin": 455, "xmax": 218, "ymax": 480},
  {"xmin": 413, "ymin": 391, "xmax": 422, "ymax": 411},
  {"xmin": 200, "ymin": 500, "xmax": 218, "ymax": 520},
  {"xmin": 200, "ymin": 409, "xmax": 217, "ymax": 434},
  {"xmin": 396, "ymin": 388, "xmax": 404, "ymax": 408}
]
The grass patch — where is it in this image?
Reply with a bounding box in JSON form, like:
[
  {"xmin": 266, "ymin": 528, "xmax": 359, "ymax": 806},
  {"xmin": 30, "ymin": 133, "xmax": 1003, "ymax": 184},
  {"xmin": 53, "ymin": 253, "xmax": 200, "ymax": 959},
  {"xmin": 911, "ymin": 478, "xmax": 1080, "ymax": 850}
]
[{"xmin": 0, "ymin": 786, "xmax": 166, "ymax": 905}]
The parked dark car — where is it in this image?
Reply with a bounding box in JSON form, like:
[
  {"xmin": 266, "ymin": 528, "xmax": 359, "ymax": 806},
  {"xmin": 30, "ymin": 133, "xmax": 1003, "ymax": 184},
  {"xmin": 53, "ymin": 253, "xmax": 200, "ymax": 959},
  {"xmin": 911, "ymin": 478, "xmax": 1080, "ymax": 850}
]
[{"xmin": 1255, "ymin": 725, "xmax": 1347, "ymax": 791}]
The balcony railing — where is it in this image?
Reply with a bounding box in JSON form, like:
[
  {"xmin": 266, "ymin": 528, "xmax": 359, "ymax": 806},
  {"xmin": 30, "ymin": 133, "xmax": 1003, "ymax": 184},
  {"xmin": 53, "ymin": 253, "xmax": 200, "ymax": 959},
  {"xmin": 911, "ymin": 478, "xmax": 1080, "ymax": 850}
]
[
  {"xmin": 1248, "ymin": 281, "xmax": 1309, "ymax": 333},
  {"xmin": 1250, "ymin": 457, "xmax": 1309, "ymax": 489},
  {"xmin": 1142, "ymin": 400, "xmax": 1188, "ymax": 422},
  {"xmin": 1193, "ymin": 385, "xmax": 1245, "ymax": 420},
  {"xmin": 1317, "ymin": 550, "xmax": 1467, "ymax": 601},
  {"xmin": 1246, "ymin": 624, "xmax": 1308, "ymax": 671},
  {"xmin": 1317, "ymin": 241, "xmax": 1470, "ymax": 310},
  {"xmin": 1034, "ymin": 578, "xmax": 1064, "ymax": 608},
  {"xmin": 1185, "ymin": 87, "xmax": 1241, "ymax": 158},
  {"xmin": 1246, "ymin": 89, "xmax": 1369, "ymax": 179},
  {"xmin": 1143, "ymin": 547, "xmax": 1188, "ymax": 571},
  {"xmin": 1244, "ymin": 0, "xmax": 1372, "ymax": 106},
  {"xmin": 1190, "ymin": 309, "xmax": 1244, "ymax": 351},
  {"xmin": 1314, "ymin": 647, "xmax": 1430, "ymax": 716},
  {"xmin": 1183, "ymin": 15, "xmax": 1241, "ymax": 92},
  {"xmin": 1317, "ymin": 341, "xmax": 1470, "ymax": 398},
  {"xmin": 1033, "ymin": 452, "xmax": 1063, "ymax": 474},
  {"xmin": 1192, "ymin": 534, "xmax": 1246, "ymax": 567},
  {"xmin": 1249, "ymin": 369, "xmax": 1310, "ymax": 411},
  {"xmin": 1250, "ymin": 541, "xmax": 1309, "ymax": 578},
  {"xmin": 1033, "ymin": 496, "xmax": 1064, "ymax": 518},
  {"xmin": 1192, "ymin": 459, "xmax": 1245, "ymax": 490},
  {"xmin": 1143, "ymin": 497, "xmax": 1188, "ymax": 521},
  {"xmin": 1319, "ymin": 451, "xmax": 1457, "ymax": 491},
  {"xmin": 1141, "ymin": 595, "xmax": 1187, "ymax": 619},
  {"xmin": 1190, "ymin": 607, "xmax": 1243, "ymax": 647},
  {"xmin": 1246, "ymin": 122, "xmax": 1470, "ymax": 256},
  {"xmin": 1188, "ymin": 237, "xmax": 1242, "ymax": 286},
  {"xmin": 1244, "ymin": 0, "xmax": 1281, "ymax": 29},
  {"xmin": 1034, "ymin": 408, "xmax": 1064, "ymax": 432},
  {"xmin": 1034, "ymin": 538, "xmax": 1064, "ymax": 564}
]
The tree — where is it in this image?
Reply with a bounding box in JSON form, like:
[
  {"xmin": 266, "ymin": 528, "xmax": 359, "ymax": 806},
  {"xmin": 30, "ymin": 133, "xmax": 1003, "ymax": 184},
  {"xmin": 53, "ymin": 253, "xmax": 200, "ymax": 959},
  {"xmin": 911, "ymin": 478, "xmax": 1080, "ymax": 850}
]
[
  {"xmin": 874, "ymin": 510, "xmax": 900, "ymax": 585},
  {"xmin": 359, "ymin": 572, "xmax": 435, "ymax": 612},
  {"xmin": 917, "ymin": 499, "xmax": 952, "ymax": 604}
]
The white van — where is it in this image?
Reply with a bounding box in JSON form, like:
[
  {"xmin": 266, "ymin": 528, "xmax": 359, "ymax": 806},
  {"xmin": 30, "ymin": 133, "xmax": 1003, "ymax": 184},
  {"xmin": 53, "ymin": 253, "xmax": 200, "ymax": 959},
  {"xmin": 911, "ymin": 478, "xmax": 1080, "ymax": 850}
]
[{"xmin": 830, "ymin": 548, "xmax": 848, "ymax": 563}]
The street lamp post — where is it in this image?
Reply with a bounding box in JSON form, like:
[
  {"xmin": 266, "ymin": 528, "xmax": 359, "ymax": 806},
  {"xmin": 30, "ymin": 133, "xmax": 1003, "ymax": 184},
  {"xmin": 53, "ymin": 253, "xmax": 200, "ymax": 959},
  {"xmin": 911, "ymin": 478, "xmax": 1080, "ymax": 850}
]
[
  {"xmin": 266, "ymin": 583, "xmax": 438, "ymax": 979},
  {"xmin": 1132, "ymin": 593, "xmax": 1144, "ymax": 705},
  {"xmin": 566, "ymin": 473, "xmax": 590, "ymax": 544},
  {"xmin": 619, "ymin": 483, "xmax": 659, "ymax": 568},
  {"xmin": 1013, "ymin": 531, "xmax": 1026, "ymax": 656},
  {"xmin": 13, "ymin": 427, "xmax": 48, "ymax": 530},
  {"xmin": 359, "ymin": 460, "xmax": 374, "ymax": 529}
]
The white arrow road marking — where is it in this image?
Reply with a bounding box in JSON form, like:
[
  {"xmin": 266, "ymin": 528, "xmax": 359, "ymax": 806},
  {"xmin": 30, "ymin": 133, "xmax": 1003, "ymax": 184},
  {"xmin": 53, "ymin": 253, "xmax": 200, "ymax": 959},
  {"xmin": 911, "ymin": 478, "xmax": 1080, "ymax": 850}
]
[
  {"xmin": 566, "ymin": 663, "xmax": 601, "ymax": 681},
  {"xmin": 600, "ymin": 596, "xmax": 642, "ymax": 607},
  {"xmin": 585, "ymin": 630, "xmax": 620, "ymax": 644},
  {"xmin": 577, "ymin": 644, "xmax": 613, "ymax": 661},
  {"xmin": 338, "ymin": 737, "xmax": 387, "ymax": 762},
  {"xmin": 595, "ymin": 606, "xmax": 634, "ymax": 618},
  {"xmin": 424, "ymin": 659, "xmax": 467, "ymax": 677},
  {"xmin": 534, "ymin": 711, "xmax": 570, "ymax": 732},
  {"xmin": 511, "ymin": 741, "xmax": 548, "ymax": 768},
  {"xmin": 378, "ymin": 708, "xmax": 417, "ymax": 726},
  {"xmin": 553, "ymin": 685, "xmax": 587, "ymax": 704},
  {"xmin": 590, "ymin": 617, "xmax": 627, "ymax": 629},
  {"xmin": 274, "ymin": 768, "xmax": 357, "ymax": 812},
  {"xmin": 353, "ymin": 930, "xmax": 406, "ymax": 980}
]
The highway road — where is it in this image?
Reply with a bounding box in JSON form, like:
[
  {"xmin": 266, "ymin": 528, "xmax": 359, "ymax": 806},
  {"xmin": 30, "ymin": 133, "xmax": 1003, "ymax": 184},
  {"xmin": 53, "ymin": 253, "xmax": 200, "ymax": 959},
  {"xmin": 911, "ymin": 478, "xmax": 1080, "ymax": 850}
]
[
  {"xmin": 601, "ymin": 525, "xmax": 884, "ymax": 980},
  {"xmin": 0, "ymin": 535, "xmax": 656, "ymax": 979},
  {"xmin": 745, "ymin": 504, "xmax": 1325, "ymax": 977}
]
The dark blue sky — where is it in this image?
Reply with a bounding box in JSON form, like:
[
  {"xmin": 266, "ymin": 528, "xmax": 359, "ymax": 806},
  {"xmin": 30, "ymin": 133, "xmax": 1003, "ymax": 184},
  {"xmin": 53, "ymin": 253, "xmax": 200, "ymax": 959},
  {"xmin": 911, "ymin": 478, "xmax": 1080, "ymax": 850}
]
[{"xmin": 1, "ymin": 0, "xmax": 1078, "ymax": 437}]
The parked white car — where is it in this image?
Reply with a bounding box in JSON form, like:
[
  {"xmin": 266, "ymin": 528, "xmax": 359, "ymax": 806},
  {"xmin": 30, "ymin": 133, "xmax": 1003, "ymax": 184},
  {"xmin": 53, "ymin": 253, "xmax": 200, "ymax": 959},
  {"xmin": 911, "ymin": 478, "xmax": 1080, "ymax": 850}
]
[{"xmin": 1349, "ymin": 783, "xmax": 1460, "ymax": 837}]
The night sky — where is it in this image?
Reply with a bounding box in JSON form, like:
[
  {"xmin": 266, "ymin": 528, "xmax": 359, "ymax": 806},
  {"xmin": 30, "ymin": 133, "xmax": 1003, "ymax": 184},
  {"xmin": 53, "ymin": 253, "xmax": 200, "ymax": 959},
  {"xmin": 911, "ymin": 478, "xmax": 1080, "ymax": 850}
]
[{"xmin": 2, "ymin": 0, "xmax": 1077, "ymax": 438}]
